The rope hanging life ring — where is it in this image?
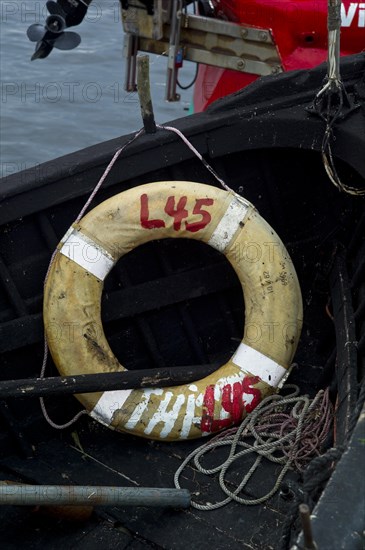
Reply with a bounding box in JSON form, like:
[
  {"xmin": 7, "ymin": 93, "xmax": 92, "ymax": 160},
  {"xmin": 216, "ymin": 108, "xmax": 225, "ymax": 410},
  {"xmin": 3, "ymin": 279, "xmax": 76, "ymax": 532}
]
[{"xmin": 44, "ymin": 181, "xmax": 303, "ymax": 441}]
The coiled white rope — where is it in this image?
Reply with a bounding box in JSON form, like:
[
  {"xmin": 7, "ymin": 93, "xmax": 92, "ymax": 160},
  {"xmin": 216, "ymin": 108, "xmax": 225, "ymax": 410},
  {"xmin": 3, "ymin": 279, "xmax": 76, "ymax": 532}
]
[{"xmin": 174, "ymin": 385, "xmax": 333, "ymax": 510}]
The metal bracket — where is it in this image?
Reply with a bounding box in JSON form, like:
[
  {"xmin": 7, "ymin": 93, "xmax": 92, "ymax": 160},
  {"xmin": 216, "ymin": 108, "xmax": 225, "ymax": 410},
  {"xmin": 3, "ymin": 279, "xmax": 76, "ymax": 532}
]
[{"xmin": 121, "ymin": 0, "xmax": 283, "ymax": 101}]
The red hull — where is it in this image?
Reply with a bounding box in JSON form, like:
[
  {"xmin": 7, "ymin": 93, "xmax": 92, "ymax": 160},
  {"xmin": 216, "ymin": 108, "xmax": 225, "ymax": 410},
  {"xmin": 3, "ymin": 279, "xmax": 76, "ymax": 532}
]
[{"xmin": 193, "ymin": 0, "xmax": 365, "ymax": 111}]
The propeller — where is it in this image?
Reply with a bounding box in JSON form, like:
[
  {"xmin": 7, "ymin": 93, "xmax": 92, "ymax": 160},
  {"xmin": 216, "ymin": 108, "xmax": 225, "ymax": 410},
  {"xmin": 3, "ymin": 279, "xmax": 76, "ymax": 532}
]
[
  {"xmin": 27, "ymin": 1, "xmax": 81, "ymax": 60},
  {"xmin": 46, "ymin": 0, "xmax": 64, "ymax": 16}
]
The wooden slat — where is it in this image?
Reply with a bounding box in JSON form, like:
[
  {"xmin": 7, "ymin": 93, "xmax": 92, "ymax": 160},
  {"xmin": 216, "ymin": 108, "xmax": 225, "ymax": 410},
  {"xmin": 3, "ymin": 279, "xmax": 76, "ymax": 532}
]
[{"xmin": 0, "ymin": 261, "xmax": 237, "ymax": 353}]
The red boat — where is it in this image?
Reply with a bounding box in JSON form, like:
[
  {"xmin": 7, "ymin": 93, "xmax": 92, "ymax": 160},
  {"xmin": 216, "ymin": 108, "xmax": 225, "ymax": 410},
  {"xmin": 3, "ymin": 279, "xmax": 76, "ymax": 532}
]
[
  {"xmin": 193, "ymin": 0, "xmax": 365, "ymax": 111},
  {"xmin": 27, "ymin": 1, "xmax": 364, "ymax": 114}
]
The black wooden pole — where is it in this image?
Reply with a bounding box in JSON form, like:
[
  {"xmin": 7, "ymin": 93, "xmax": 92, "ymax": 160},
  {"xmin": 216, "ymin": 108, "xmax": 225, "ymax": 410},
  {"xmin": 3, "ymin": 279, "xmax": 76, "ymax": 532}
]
[{"xmin": 0, "ymin": 364, "xmax": 219, "ymax": 399}]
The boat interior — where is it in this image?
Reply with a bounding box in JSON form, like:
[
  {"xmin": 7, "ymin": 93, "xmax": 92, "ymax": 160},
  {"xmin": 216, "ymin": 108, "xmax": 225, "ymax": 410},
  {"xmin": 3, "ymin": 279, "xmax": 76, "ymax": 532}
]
[{"xmin": 0, "ymin": 54, "xmax": 364, "ymax": 548}]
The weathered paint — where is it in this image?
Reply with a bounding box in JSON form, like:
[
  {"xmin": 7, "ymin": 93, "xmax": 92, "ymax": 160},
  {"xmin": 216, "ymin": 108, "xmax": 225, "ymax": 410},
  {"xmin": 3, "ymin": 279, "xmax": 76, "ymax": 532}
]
[
  {"xmin": 201, "ymin": 376, "xmax": 261, "ymax": 433},
  {"xmin": 45, "ymin": 181, "xmax": 303, "ymax": 441},
  {"xmin": 140, "ymin": 193, "xmax": 215, "ymax": 232}
]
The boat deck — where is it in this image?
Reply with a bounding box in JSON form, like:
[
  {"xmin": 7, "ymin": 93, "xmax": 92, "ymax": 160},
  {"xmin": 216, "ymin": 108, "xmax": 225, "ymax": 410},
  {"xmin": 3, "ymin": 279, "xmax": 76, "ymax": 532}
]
[
  {"xmin": 1, "ymin": 422, "xmax": 302, "ymax": 550},
  {"xmin": 0, "ymin": 319, "xmax": 329, "ymax": 549}
]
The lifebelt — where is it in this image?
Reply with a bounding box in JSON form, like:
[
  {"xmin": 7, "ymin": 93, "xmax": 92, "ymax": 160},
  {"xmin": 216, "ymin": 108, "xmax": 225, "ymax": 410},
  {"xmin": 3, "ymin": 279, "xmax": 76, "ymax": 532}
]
[{"xmin": 44, "ymin": 181, "xmax": 302, "ymax": 440}]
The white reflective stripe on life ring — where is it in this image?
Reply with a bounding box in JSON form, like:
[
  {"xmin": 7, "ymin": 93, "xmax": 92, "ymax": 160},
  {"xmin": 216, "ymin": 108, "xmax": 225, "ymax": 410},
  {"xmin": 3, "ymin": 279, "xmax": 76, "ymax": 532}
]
[
  {"xmin": 90, "ymin": 344, "xmax": 286, "ymax": 429},
  {"xmin": 60, "ymin": 229, "xmax": 115, "ymax": 281},
  {"xmin": 232, "ymin": 342, "xmax": 287, "ymax": 387},
  {"xmin": 208, "ymin": 196, "xmax": 249, "ymax": 252}
]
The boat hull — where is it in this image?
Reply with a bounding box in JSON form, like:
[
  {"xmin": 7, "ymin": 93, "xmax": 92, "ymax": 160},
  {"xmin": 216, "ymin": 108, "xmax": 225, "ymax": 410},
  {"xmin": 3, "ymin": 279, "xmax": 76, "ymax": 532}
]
[
  {"xmin": 0, "ymin": 54, "xmax": 364, "ymax": 549},
  {"xmin": 193, "ymin": 0, "xmax": 365, "ymax": 111}
]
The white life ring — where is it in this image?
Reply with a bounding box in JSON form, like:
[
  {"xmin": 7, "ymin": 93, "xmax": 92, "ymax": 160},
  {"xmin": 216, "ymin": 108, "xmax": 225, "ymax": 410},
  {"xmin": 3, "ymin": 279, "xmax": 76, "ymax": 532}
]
[{"xmin": 44, "ymin": 181, "xmax": 303, "ymax": 440}]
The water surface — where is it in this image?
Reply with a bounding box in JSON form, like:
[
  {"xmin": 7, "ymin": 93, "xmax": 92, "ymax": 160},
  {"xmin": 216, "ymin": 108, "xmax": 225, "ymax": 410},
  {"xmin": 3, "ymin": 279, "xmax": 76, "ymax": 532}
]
[{"xmin": 0, "ymin": 1, "xmax": 195, "ymax": 176}]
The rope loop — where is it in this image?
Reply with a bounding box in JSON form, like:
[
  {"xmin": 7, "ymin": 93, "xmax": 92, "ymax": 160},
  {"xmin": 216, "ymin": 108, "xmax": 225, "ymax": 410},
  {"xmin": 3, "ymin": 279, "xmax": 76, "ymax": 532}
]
[
  {"xmin": 174, "ymin": 385, "xmax": 334, "ymax": 510},
  {"xmin": 311, "ymin": 0, "xmax": 365, "ymax": 196}
]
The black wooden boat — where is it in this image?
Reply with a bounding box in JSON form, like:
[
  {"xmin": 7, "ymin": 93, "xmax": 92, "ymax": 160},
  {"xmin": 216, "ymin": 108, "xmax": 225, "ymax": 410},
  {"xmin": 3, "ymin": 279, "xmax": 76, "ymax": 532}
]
[{"xmin": 0, "ymin": 54, "xmax": 364, "ymax": 549}]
